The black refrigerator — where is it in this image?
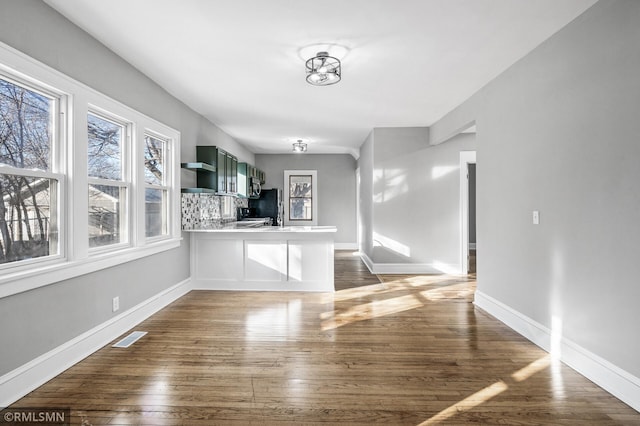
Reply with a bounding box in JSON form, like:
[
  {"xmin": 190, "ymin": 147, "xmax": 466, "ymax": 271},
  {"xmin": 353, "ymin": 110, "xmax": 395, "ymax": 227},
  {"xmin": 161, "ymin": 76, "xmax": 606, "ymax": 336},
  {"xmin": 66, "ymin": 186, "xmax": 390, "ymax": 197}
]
[{"xmin": 248, "ymin": 188, "xmax": 281, "ymax": 226}]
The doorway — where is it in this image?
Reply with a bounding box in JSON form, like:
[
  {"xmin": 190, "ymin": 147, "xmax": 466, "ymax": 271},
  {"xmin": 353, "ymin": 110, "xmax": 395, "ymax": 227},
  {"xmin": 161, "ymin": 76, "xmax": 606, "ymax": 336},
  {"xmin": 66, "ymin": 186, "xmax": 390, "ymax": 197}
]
[
  {"xmin": 459, "ymin": 151, "xmax": 476, "ymax": 275},
  {"xmin": 468, "ymin": 163, "xmax": 476, "ymax": 273}
]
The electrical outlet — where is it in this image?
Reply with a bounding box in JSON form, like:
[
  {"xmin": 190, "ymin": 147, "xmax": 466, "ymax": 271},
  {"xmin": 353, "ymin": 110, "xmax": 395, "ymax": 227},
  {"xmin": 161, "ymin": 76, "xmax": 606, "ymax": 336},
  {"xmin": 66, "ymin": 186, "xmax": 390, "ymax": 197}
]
[
  {"xmin": 112, "ymin": 296, "xmax": 120, "ymax": 312},
  {"xmin": 533, "ymin": 210, "xmax": 540, "ymax": 225}
]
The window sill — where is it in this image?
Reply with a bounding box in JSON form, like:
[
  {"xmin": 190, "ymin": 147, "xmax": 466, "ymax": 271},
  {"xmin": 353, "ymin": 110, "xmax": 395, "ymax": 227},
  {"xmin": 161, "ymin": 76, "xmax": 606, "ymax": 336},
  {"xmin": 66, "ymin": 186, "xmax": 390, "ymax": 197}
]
[{"xmin": 0, "ymin": 238, "xmax": 183, "ymax": 299}]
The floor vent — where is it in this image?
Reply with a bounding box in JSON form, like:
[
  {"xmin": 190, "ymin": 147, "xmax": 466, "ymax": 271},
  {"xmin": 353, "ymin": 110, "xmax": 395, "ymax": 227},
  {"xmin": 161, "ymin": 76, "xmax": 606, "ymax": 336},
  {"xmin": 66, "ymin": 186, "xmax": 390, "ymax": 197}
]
[{"xmin": 112, "ymin": 331, "xmax": 147, "ymax": 348}]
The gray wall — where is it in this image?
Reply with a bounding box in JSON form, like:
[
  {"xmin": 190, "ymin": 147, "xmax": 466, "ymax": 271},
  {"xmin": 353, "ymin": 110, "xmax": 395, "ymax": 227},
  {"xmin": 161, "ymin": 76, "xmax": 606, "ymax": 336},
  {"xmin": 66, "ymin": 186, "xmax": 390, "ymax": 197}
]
[
  {"xmin": 0, "ymin": 0, "xmax": 250, "ymax": 375},
  {"xmin": 358, "ymin": 132, "xmax": 374, "ymax": 255},
  {"xmin": 256, "ymin": 154, "xmax": 357, "ymax": 245},
  {"xmin": 358, "ymin": 127, "xmax": 475, "ymax": 269},
  {"xmin": 433, "ymin": 0, "xmax": 640, "ymax": 378}
]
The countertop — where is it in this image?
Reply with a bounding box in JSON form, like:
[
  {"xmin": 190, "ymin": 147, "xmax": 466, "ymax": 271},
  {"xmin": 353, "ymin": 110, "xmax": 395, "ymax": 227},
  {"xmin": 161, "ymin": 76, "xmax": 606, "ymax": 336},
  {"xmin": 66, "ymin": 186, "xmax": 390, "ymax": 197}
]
[{"xmin": 184, "ymin": 224, "xmax": 337, "ymax": 233}]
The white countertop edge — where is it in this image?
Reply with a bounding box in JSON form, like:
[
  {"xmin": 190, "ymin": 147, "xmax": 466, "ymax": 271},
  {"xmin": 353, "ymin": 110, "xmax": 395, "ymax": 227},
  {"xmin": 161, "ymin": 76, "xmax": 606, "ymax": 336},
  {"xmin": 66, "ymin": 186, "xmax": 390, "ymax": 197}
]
[{"xmin": 184, "ymin": 226, "xmax": 337, "ymax": 233}]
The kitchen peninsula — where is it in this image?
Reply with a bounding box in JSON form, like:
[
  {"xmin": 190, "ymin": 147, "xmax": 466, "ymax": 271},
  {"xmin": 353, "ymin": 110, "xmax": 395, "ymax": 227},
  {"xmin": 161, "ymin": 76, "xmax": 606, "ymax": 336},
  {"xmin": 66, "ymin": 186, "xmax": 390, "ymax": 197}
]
[{"xmin": 186, "ymin": 225, "xmax": 337, "ymax": 292}]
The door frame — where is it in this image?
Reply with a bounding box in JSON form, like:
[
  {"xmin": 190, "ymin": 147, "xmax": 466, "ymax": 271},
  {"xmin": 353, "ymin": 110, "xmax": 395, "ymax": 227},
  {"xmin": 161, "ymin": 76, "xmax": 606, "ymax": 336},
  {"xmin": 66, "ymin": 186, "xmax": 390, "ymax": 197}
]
[{"xmin": 459, "ymin": 151, "xmax": 476, "ymax": 275}]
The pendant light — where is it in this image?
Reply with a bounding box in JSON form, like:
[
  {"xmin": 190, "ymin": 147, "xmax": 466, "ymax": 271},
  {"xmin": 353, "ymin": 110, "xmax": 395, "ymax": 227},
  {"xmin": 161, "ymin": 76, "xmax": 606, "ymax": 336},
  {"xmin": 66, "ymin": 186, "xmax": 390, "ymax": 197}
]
[
  {"xmin": 305, "ymin": 51, "xmax": 341, "ymax": 86},
  {"xmin": 292, "ymin": 140, "xmax": 307, "ymax": 153}
]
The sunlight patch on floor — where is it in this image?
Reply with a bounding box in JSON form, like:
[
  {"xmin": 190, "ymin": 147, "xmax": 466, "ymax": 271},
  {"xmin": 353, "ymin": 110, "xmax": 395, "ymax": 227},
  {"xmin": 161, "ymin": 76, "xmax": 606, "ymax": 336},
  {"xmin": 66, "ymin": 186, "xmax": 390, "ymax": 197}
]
[
  {"xmin": 419, "ymin": 282, "xmax": 476, "ymax": 301},
  {"xmin": 326, "ymin": 283, "xmax": 388, "ymax": 303},
  {"xmin": 511, "ymin": 354, "xmax": 551, "ymax": 382},
  {"xmin": 321, "ymin": 294, "xmax": 423, "ymax": 330},
  {"xmin": 321, "ymin": 274, "xmax": 477, "ymax": 328},
  {"xmin": 418, "ymin": 354, "xmax": 553, "ymax": 425},
  {"xmin": 418, "ymin": 381, "xmax": 509, "ymax": 425}
]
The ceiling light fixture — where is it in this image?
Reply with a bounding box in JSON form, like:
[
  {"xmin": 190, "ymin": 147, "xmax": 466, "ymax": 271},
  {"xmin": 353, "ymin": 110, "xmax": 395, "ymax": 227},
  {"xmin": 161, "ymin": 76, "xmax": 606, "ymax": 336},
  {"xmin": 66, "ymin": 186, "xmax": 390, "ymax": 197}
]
[
  {"xmin": 292, "ymin": 140, "xmax": 307, "ymax": 153},
  {"xmin": 306, "ymin": 51, "xmax": 341, "ymax": 86}
]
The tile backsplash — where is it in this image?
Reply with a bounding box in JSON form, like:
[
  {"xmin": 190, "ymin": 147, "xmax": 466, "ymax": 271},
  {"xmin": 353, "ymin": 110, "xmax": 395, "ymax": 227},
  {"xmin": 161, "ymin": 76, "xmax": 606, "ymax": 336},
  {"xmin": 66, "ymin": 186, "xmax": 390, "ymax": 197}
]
[{"xmin": 181, "ymin": 193, "xmax": 248, "ymax": 229}]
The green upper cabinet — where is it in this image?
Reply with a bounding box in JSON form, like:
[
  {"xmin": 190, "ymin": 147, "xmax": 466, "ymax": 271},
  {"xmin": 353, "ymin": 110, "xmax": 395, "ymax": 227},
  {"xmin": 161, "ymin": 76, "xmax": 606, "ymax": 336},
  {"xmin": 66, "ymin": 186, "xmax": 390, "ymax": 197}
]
[
  {"xmin": 215, "ymin": 148, "xmax": 226, "ymax": 193},
  {"xmin": 237, "ymin": 162, "xmax": 265, "ymax": 199},
  {"xmin": 181, "ymin": 146, "xmax": 238, "ymax": 194},
  {"xmin": 227, "ymin": 152, "xmax": 237, "ymax": 194},
  {"xmin": 180, "ymin": 161, "xmax": 217, "ymax": 193},
  {"xmin": 237, "ymin": 162, "xmax": 249, "ymax": 198},
  {"xmin": 183, "ymin": 146, "xmax": 262, "ymax": 196}
]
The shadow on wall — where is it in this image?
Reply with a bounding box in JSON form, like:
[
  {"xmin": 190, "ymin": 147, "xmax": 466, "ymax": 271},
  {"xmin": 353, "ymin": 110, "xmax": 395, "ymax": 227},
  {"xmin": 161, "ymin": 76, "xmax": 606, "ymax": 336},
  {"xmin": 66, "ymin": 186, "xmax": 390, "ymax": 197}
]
[
  {"xmin": 370, "ymin": 160, "xmax": 462, "ymax": 264},
  {"xmin": 373, "ymin": 168, "xmax": 409, "ymax": 203},
  {"xmin": 373, "ymin": 156, "xmax": 460, "ymax": 204}
]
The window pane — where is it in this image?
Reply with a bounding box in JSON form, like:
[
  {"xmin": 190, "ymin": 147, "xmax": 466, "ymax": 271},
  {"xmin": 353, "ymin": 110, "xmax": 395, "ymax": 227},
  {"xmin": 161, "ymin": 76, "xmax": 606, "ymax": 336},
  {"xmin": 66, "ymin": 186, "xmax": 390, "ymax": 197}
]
[
  {"xmin": 145, "ymin": 188, "xmax": 166, "ymax": 237},
  {"xmin": 0, "ymin": 174, "xmax": 57, "ymax": 264},
  {"xmin": 289, "ymin": 175, "xmax": 312, "ymax": 198},
  {"xmin": 290, "ymin": 198, "xmax": 312, "ymax": 220},
  {"xmin": 0, "ymin": 78, "xmax": 52, "ymax": 170},
  {"xmin": 144, "ymin": 135, "xmax": 165, "ymax": 185},
  {"xmin": 89, "ymin": 184, "xmax": 124, "ymax": 247},
  {"xmin": 88, "ymin": 113, "xmax": 122, "ymax": 180}
]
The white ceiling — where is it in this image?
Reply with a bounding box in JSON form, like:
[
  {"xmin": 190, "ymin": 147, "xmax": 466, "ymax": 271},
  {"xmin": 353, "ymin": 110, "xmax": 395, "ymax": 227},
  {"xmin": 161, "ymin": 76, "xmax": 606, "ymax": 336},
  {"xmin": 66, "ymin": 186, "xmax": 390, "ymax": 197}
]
[{"xmin": 45, "ymin": 0, "xmax": 597, "ymax": 156}]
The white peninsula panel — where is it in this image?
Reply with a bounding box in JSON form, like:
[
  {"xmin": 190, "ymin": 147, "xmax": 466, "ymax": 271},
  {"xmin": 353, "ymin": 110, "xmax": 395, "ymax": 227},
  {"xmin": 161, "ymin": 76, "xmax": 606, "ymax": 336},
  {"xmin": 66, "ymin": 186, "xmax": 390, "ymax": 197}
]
[
  {"xmin": 188, "ymin": 226, "xmax": 336, "ymax": 292},
  {"xmin": 245, "ymin": 240, "xmax": 287, "ymax": 282},
  {"xmin": 194, "ymin": 238, "xmax": 243, "ymax": 282},
  {"xmin": 288, "ymin": 240, "xmax": 333, "ymax": 283}
]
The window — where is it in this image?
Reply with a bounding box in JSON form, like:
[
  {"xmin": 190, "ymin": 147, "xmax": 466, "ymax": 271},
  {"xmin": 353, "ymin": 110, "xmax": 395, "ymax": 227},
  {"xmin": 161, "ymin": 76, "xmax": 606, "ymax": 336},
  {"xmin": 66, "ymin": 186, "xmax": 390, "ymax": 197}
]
[
  {"xmin": 143, "ymin": 133, "xmax": 169, "ymax": 238},
  {"xmin": 289, "ymin": 175, "xmax": 313, "ymax": 220},
  {"xmin": 0, "ymin": 76, "xmax": 63, "ymax": 266},
  {"xmin": 283, "ymin": 170, "xmax": 317, "ymax": 226},
  {"xmin": 87, "ymin": 112, "xmax": 129, "ymax": 248},
  {"xmin": 0, "ymin": 43, "xmax": 181, "ymax": 296}
]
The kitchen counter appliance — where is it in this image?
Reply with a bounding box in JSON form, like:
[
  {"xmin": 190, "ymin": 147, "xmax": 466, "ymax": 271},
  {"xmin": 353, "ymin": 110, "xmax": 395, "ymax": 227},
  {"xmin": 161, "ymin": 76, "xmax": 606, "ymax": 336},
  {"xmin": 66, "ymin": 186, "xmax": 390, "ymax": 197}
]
[{"xmin": 248, "ymin": 188, "xmax": 282, "ymax": 226}]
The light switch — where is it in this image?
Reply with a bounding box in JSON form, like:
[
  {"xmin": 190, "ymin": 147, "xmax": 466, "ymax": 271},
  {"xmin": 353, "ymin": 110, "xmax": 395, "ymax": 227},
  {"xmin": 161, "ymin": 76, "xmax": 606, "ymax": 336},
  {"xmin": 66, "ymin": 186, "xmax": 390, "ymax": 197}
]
[{"xmin": 532, "ymin": 210, "xmax": 540, "ymax": 225}]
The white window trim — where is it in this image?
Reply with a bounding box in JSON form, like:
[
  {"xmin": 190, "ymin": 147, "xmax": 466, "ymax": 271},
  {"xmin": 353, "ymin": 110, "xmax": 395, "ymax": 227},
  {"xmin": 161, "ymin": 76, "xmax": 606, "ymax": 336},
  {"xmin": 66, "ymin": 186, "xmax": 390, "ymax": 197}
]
[
  {"xmin": 0, "ymin": 68, "xmax": 68, "ymax": 272},
  {"xmin": 142, "ymin": 130, "xmax": 173, "ymax": 242},
  {"xmin": 0, "ymin": 41, "xmax": 181, "ymax": 298},
  {"xmin": 87, "ymin": 109, "xmax": 132, "ymax": 253}
]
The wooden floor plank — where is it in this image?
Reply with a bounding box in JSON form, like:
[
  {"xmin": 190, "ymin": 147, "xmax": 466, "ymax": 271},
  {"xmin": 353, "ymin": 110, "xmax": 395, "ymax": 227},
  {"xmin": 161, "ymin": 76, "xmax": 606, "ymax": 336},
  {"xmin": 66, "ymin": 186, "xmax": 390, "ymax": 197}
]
[{"xmin": 8, "ymin": 251, "xmax": 640, "ymax": 425}]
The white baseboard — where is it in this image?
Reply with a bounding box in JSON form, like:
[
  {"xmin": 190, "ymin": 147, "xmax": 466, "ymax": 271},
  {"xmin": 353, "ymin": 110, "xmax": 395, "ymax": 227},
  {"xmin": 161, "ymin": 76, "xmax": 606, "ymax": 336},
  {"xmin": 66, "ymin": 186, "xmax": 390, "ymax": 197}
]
[
  {"xmin": 359, "ymin": 252, "xmax": 460, "ymax": 275},
  {"xmin": 360, "ymin": 252, "xmax": 375, "ymax": 273},
  {"xmin": 335, "ymin": 242, "xmax": 358, "ymax": 250},
  {"xmin": 474, "ymin": 290, "xmax": 640, "ymax": 413},
  {"xmin": 0, "ymin": 278, "xmax": 193, "ymax": 408}
]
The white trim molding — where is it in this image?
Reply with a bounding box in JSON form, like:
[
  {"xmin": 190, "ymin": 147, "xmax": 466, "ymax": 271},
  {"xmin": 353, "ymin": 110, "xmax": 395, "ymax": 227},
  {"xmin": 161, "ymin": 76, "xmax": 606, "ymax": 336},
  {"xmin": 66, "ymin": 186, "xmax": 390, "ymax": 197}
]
[
  {"xmin": 459, "ymin": 150, "xmax": 476, "ymax": 275},
  {"xmin": 0, "ymin": 239, "xmax": 181, "ymax": 299},
  {"xmin": 360, "ymin": 252, "xmax": 460, "ymax": 275},
  {"xmin": 0, "ymin": 278, "xmax": 193, "ymax": 408},
  {"xmin": 474, "ymin": 290, "xmax": 640, "ymax": 413}
]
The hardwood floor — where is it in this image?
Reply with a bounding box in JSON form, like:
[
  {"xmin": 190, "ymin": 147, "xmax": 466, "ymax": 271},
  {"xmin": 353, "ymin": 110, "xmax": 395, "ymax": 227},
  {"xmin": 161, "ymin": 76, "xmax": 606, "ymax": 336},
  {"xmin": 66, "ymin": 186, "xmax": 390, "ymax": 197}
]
[
  {"xmin": 8, "ymin": 251, "xmax": 640, "ymax": 425},
  {"xmin": 334, "ymin": 250, "xmax": 381, "ymax": 291}
]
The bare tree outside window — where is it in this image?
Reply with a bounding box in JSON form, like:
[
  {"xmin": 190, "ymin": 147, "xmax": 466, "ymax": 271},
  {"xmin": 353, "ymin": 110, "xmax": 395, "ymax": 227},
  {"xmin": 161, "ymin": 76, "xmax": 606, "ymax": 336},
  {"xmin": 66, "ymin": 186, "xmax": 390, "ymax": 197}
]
[
  {"xmin": 88, "ymin": 113, "xmax": 121, "ymax": 180},
  {"xmin": 144, "ymin": 135, "xmax": 167, "ymax": 238},
  {"xmin": 0, "ymin": 78, "xmax": 58, "ymax": 264},
  {"xmin": 0, "ymin": 51, "xmax": 178, "ymax": 279},
  {"xmin": 289, "ymin": 175, "xmax": 312, "ymax": 221},
  {"xmin": 0, "ymin": 79, "xmax": 50, "ymax": 170},
  {"xmin": 87, "ymin": 112, "xmax": 126, "ymax": 248},
  {"xmin": 144, "ymin": 135, "xmax": 163, "ymax": 185},
  {"xmin": 284, "ymin": 170, "xmax": 317, "ymax": 226}
]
